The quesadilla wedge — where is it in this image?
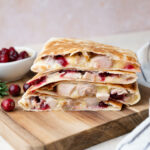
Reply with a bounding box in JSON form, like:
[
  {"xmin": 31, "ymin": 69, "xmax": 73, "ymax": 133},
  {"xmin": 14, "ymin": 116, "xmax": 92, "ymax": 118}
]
[
  {"xmin": 31, "ymin": 38, "xmax": 140, "ymax": 73},
  {"xmin": 18, "ymin": 73, "xmax": 140, "ymax": 111}
]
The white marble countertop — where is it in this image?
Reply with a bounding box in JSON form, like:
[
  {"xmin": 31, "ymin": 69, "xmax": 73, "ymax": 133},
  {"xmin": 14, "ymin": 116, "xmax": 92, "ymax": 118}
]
[{"xmin": 1, "ymin": 30, "xmax": 150, "ymax": 150}]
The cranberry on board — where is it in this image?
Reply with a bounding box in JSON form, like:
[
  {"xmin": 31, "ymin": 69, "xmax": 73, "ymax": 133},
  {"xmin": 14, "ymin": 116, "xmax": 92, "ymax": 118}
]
[
  {"xmin": 8, "ymin": 47, "xmax": 19, "ymax": 61},
  {"xmin": 9, "ymin": 84, "xmax": 21, "ymax": 96},
  {"xmin": 1, "ymin": 98, "xmax": 15, "ymax": 112}
]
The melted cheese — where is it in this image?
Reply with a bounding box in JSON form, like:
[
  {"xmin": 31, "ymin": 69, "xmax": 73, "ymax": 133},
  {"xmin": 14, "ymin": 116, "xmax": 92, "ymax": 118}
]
[{"xmin": 96, "ymin": 87, "xmax": 109, "ymax": 101}]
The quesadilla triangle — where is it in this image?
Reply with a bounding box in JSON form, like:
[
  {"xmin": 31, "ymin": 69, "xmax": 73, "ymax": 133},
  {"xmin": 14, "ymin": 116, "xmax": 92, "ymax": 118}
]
[
  {"xmin": 18, "ymin": 73, "xmax": 140, "ymax": 111},
  {"xmin": 31, "ymin": 38, "xmax": 140, "ymax": 73}
]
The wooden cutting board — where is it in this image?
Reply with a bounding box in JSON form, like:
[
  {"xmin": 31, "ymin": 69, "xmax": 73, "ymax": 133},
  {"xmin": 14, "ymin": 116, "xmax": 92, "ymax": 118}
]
[{"xmin": 0, "ymin": 33, "xmax": 150, "ymax": 150}]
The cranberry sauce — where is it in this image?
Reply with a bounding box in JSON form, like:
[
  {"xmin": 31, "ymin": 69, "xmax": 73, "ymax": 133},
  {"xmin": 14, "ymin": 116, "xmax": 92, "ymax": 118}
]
[
  {"xmin": 110, "ymin": 93, "xmax": 125, "ymax": 101},
  {"xmin": 54, "ymin": 55, "xmax": 68, "ymax": 67},
  {"xmin": 124, "ymin": 64, "xmax": 134, "ymax": 70},
  {"xmin": 40, "ymin": 100, "xmax": 50, "ymax": 110},
  {"xmin": 99, "ymin": 101, "xmax": 108, "ymax": 108},
  {"xmin": 99, "ymin": 72, "xmax": 111, "ymax": 81},
  {"xmin": 99, "ymin": 72, "xmax": 120, "ymax": 81},
  {"xmin": 59, "ymin": 69, "xmax": 85, "ymax": 77},
  {"xmin": 28, "ymin": 76, "xmax": 46, "ymax": 86}
]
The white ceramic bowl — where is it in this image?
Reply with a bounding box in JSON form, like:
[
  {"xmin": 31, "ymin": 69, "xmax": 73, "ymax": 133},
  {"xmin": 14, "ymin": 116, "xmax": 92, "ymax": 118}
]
[{"xmin": 0, "ymin": 47, "xmax": 37, "ymax": 82}]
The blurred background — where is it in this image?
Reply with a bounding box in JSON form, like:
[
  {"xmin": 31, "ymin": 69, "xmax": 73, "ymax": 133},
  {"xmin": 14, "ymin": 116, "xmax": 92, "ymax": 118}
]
[{"xmin": 0, "ymin": 0, "xmax": 150, "ymax": 46}]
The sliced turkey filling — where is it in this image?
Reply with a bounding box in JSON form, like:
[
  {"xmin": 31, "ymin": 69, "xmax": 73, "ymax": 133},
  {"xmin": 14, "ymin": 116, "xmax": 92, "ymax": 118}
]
[
  {"xmin": 26, "ymin": 70, "xmax": 137, "ymax": 89},
  {"xmin": 33, "ymin": 52, "xmax": 139, "ymax": 72},
  {"xmin": 19, "ymin": 94, "xmax": 122, "ymax": 111},
  {"xmin": 57, "ymin": 70, "xmax": 137, "ymax": 84},
  {"xmin": 36, "ymin": 82, "xmax": 136, "ymax": 105}
]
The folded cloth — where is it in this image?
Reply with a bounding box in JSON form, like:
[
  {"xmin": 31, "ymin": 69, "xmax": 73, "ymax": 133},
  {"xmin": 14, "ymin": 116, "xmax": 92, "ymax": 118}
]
[
  {"xmin": 116, "ymin": 117, "xmax": 150, "ymax": 150},
  {"xmin": 137, "ymin": 42, "xmax": 150, "ymax": 83},
  {"xmin": 117, "ymin": 42, "xmax": 150, "ymax": 150}
]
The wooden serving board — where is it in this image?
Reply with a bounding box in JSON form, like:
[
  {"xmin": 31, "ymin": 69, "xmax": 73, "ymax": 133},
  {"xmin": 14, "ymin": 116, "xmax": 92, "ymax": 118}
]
[{"xmin": 0, "ymin": 33, "xmax": 150, "ymax": 150}]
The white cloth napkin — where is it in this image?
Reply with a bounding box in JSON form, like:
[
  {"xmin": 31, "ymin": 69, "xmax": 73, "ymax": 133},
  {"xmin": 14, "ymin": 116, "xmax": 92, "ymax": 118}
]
[
  {"xmin": 116, "ymin": 117, "xmax": 150, "ymax": 150},
  {"xmin": 117, "ymin": 42, "xmax": 150, "ymax": 150},
  {"xmin": 137, "ymin": 42, "xmax": 150, "ymax": 83}
]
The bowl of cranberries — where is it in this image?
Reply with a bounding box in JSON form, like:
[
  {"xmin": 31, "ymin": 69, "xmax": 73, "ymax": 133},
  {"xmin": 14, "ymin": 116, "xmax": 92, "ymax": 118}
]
[{"xmin": 0, "ymin": 46, "xmax": 36, "ymax": 82}]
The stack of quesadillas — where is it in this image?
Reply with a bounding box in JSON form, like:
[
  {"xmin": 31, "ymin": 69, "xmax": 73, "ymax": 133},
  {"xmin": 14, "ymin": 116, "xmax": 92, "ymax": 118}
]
[{"xmin": 19, "ymin": 38, "xmax": 141, "ymax": 111}]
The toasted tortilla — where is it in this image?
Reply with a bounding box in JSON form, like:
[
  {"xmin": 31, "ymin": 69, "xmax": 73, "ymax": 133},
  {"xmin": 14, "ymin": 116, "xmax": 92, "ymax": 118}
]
[{"xmin": 31, "ymin": 38, "xmax": 140, "ymax": 73}]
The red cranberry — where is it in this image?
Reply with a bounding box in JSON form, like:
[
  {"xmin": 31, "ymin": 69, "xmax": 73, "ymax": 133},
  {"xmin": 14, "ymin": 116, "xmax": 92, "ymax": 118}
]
[
  {"xmin": 8, "ymin": 47, "xmax": 19, "ymax": 61},
  {"xmin": 110, "ymin": 93, "xmax": 124, "ymax": 100},
  {"xmin": 40, "ymin": 101, "xmax": 50, "ymax": 110},
  {"xmin": 99, "ymin": 101, "xmax": 108, "ymax": 108},
  {"xmin": 124, "ymin": 64, "xmax": 134, "ymax": 70},
  {"xmin": 18, "ymin": 51, "xmax": 29, "ymax": 59},
  {"xmin": 0, "ymin": 53, "xmax": 9, "ymax": 62},
  {"xmin": 1, "ymin": 98, "xmax": 15, "ymax": 112},
  {"xmin": 9, "ymin": 84, "xmax": 21, "ymax": 96},
  {"xmin": 23, "ymin": 83, "xmax": 31, "ymax": 92},
  {"xmin": 54, "ymin": 55, "xmax": 68, "ymax": 67},
  {"xmin": 1, "ymin": 48, "xmax": 9, "ymax": 55}
]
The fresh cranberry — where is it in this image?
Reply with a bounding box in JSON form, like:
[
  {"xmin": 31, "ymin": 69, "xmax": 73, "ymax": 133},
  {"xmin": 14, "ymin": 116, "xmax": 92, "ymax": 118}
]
[
  {"xmin": 40, "ymin": 100, "xmax": 50, "ymax": 110},
  {"xmin": 8, "ymin": 47, "xmax": 19, "ymax": 61},
  {"xmin": 124, "ymin": 64, "xmax": 134, "ymax": 70},
  {"xmin": 9, "ymin": 84, "xmax": 21, "ymax": 96},
  {"xmin": 0, "ymin": 53, "xmax": 9, "ymax": 62},
  {"xmin": 29, "ymin": 76, "xmax": 46, "ymax": 86},
  {"xmin": 99, "ymin": 101, "xmax": 108, "ymax": 108},
  {"xmin": 1, "ymin": 48, "xmax": 9, "ymax": 55},
  {"xmin": 19, "ymin": 51, "xmax": 29, "ymax": 59},
  {"xmin": 1, "ymin": 98, "xmax": 15, "ymax": 112},
  {"xmin": 23, "ymin": 83, "xmax": 31, "ymax": 92},
  {"xmin": 54, "ymin": 55, "xmax": 68, "ymax": 67},
  {"xmin": 110, "ymin": 93, "xmax": 124, "ymax": 100}
]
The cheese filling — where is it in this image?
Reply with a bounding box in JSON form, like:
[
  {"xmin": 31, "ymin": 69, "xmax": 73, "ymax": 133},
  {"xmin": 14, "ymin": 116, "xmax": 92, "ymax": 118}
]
[{"xmin": 20, "ymin": 95, "xmax": 119, "ymax": 111}]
